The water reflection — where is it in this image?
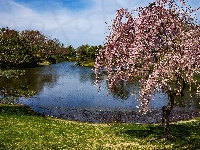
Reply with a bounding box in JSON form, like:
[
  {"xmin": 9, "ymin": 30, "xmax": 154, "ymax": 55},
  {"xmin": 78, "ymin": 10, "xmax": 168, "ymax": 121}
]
[
  {"xmin": 175, "ymin": 84, "xmax": 200, "ymax": 109},
  {"xmin": 15, "ymin": 62, "xmax": 166, "ymax": 110},
  {"xmin": 0, "ymin": 61, "xmax": 199, "ymax": 122},
  {"xmin": 0, "ymin": 66, "xmax": 58, "ymax": 96},
  {"xmin": 0, "ymin": 61, "xmax": 197, "ymax": 109}
]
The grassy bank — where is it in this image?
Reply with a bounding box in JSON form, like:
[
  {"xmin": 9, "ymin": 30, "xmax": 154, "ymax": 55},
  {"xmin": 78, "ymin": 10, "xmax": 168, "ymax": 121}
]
[
  {"xmin": 0, "ymin": 104, "xmax": 200, "ymax": 149},
  {"xmin": 77, "ymin": 61, "xmax": 95, "ymax": 67}
]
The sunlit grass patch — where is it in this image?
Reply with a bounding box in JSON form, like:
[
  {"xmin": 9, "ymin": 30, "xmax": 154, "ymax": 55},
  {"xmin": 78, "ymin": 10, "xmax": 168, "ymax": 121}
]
[
  {"xmin": 82, "ymin": 62, "xmax": 95, "ymax": 67},
  {"xmin": 38, "ymin": 61, "xmax": 51, "ymax": 66},
  {"xmin": 0, "ymin": 104, "xmax": 200, "ymax": 149}
]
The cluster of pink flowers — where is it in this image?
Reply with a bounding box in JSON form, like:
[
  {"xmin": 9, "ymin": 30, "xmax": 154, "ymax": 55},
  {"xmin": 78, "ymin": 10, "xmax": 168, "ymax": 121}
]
[{"xmin": 94, "ymin": 0, "xmax": 200, "ymax": 113}]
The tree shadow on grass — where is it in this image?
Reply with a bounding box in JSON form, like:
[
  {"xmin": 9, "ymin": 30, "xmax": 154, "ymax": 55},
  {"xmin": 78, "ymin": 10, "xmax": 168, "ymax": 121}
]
[
  {"xmin": 0, "ymin": 104, "xmax": 44, "ymax": 117},
  {"xmin": 117, "ymin": 122, "xmax": 200, "ymax": 149},
  {"xmin": 124, "ymin": 128, "xmax": 161, "ymax": 138}
]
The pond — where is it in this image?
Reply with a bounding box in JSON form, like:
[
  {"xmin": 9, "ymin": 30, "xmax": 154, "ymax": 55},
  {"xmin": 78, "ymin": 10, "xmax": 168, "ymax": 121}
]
[{"xmin": 1, "ymin": 61, "xmax": 200, "ymax": 123}]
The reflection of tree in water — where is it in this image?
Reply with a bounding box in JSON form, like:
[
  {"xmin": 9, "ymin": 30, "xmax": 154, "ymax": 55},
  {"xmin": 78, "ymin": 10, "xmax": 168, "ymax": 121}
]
[
  {"xmin": 25, "ymin": 68, "xmax": 58, "ymax": 91},
  {"xmin": 110, "ymin": 80, "xmax": 140, "ymax": 101},
  {"xmin": 78, "ymin": 72, "xmax": 96, "ymax": 85},
  {"xmin": 110, "ymin": 80, "xmax": 200, "ymax": 109},
  {"xmin": 78, "ymin": 69, "xmax": 139, "ymax": 101},
  {"xmin": 78, "ymin": 69, "xmax": 200, "ymax": 109},
  {"xmin": 111, "ymin": 80, "xmax": 200, "ymax": 109},
  {"xmin": 110, "ymin": 80, "xmax": 130, "ymax": 100},
  {"xmin": 175, "ymin": 84, "xmax": 200, "ymax": 109},
  {"xmin": 0, "ymin": 67, "xmax": 58, "ymax": 99}
]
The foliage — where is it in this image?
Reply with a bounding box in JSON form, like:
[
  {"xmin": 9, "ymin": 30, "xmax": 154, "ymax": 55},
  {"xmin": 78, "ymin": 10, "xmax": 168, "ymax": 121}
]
[
  {"xmin": 95, "ymin": 0, "xmax": 200, "ymax": 110},
  {"xmin": 0, "ymin": 104, "xmax": 200, "ymax": 149},
  {"xmin": 0, "ymin": 28, "xmax": 37, "ymax": 67},
  {"xmin": 94, "ymin": 0, "xmax": 200, "ymax": 139},
  {"xmin": 0, "ymin": 69, "xmax": 36, "ymax": 103},
  {"xmin": 0, "ymin": 28, "xmax": 77, "ymax": 102},
  {"xmin": 0, "ymin": 87, "xmax": 36, "ymax": 98},
  {"xmin": 0, "ymin": 69, "xmax": 25, "ymax": 78},
  {"xmin": 0, "ymin": 27, "xmax": 67, "ymax": 67},
  {"xmin": 20, "ymin": 29, "xmax": 67, "ymax": 65},
  {"xmin": 76, "ymin": 44, "xmax": 101, "ymax": 66},
  {"xmin": 65, "ymin": 45, "xmax": 76, "ymax": 61},
  {"xmin": 0, "ymin": 27, "xmax": 101, "ymax": 67}
]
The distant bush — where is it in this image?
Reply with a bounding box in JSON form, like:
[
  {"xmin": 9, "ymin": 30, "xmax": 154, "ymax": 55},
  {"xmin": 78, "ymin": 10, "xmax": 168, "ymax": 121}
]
[{"xmin": 76, "ymin": 44, "xmax": 101, "ymax": 66}]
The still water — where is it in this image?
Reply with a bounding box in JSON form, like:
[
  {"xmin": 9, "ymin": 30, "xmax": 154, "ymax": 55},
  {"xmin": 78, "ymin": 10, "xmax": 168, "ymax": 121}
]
[
  {"xmin": 1, "ymin": 61, "xmax": 199, "ymax": 122},
  {"xmin": 18, "ymin": 62, "xmax": 169, "ymax": 109}
]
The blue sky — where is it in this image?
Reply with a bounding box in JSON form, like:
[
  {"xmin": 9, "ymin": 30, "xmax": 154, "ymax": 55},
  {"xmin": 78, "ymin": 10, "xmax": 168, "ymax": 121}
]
[{"xmin": 0, "ymin": 0, "xmax": 199, "ymax": 48}]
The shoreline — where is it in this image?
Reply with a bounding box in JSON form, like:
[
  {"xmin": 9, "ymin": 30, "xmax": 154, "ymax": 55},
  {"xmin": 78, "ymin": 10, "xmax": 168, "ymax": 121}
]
[{"xmin": 29, "ymin": 106, "xmax": 200, "ymax": 124}]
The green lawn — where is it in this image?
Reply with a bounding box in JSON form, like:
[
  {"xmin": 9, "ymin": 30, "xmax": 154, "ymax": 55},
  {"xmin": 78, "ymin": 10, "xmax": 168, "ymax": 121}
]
[{"xmin": 0, "ymin": 104, "xmax": 200, "ymax": 149}]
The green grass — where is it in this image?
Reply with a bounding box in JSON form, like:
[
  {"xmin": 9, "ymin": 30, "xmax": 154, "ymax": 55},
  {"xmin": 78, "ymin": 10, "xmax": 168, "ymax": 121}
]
[
  {"xmin": 38, "ymin": 60, "xmax": 51, "ymax": 66},
  {"xmin": 82, "ymin": 62, "xmax": 95, "ymax": 67},
  {"xmin": 76, "ymin": 61, "xmax": 95, "ymax": 67},
  {"xmin": 0, "ymin": 104, "xmax": 200, "ymax": 149}
]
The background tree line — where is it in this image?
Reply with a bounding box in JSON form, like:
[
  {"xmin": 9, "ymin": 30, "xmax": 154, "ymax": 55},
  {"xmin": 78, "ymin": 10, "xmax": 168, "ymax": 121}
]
[
  {"xmin": 0, "ymin": 27, "xmax": 63, "ymax": 67},
  {"xmin": 75, "ymin": 44, "xmax": 102, "ymax": 66},
  {"xmin": 0, "ymin": 27, "xmax": 100, "ymax": 68}
]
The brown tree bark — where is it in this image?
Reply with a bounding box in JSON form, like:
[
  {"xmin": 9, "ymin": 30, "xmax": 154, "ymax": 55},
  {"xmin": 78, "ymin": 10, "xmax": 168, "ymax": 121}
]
[
  {"xmin": 162, "ymin": 76, "xmax": 186, "ymax": 140},
  {"xmin": 162, "ymin": 91, "xmax": 175, "ymax": 140}
]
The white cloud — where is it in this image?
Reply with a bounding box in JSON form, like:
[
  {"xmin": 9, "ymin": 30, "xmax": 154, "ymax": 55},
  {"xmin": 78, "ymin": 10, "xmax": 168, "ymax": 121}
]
[
  {"xmin": 0, "ymin": 0, "xmax": 199, "ymax": 48},
  {"xmin": 0, "ymin": 0, "xmax": 157, "ymax": 48}
]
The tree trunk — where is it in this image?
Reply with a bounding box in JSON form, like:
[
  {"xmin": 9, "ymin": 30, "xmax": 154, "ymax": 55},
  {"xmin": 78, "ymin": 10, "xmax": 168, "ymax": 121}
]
[
  {"xmin": 162, "ymin": 77, "xmax": 186, "ymax": 140},
  {"xmin": 162, "ymin": 91, "xmax": 175, "ymax": 140}
]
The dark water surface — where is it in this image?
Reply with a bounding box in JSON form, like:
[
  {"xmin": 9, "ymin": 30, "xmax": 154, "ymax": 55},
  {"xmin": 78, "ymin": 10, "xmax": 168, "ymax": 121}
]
[{"xmin": 2, "ymin": 61, "xmax": 200, "ymax": 123}]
